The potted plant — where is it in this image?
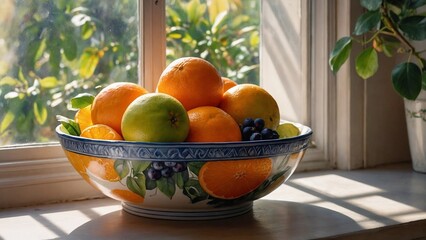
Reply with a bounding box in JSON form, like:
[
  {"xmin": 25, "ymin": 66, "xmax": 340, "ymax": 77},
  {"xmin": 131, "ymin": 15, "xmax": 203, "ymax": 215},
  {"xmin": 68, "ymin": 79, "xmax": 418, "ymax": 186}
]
[{"xmin": 329, "ymin": 0, "xmax": 426, "ymax": 172}]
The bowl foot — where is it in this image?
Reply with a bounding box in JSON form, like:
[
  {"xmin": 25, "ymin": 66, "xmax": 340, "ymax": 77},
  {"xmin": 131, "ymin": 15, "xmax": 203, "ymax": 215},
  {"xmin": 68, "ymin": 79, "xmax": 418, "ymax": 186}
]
[{"xmin": 122, "ymin": 202, "xmax": 253, "ymax": 220}]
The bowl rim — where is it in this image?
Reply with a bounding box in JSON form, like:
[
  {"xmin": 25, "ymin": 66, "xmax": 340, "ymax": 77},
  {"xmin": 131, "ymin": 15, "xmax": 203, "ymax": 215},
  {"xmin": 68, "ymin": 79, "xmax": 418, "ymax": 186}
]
[{"xmin": 56, "ymin": 122, "xmax": 313, "ymax": 161}]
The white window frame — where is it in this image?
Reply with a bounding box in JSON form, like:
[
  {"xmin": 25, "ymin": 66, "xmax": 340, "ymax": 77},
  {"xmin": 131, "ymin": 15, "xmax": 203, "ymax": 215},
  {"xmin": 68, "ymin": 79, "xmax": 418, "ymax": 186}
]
[{"xmin": 0, "ymin": 0, "xmax": 355, "ymax": 208}]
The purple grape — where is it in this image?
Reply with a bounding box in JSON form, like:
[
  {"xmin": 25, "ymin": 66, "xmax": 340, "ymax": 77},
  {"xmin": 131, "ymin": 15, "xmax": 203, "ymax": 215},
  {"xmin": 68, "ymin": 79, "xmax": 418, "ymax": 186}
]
[
  {"xmin": 250, "ymin": 132, "xmax": 262, "ymax": 141},
  {"xmin": 172, "ymin": 162, "xmax": 187, "ymax": 172},
  {"xmin": 152, "ymin": 161, "xmax": 164, "ymax": 170},
  {"xmin": 242, "ymin": 126, "xmax": 256, "ymax": 141},
  {"xmin": 254, "ymin": 118, "xmax": 265, "ymax": 131},
  {"xmin": 164, "ymin": 161, "xmax": 177, "ymax": 167},
  {"xmin": 161, "ymin": 167, "xmax": 174, "ymax": 178},
  {"xmin": 242, "ymin": 118, "xmax": 255, "ymax": 128},
  {"xmin": 147, "ymin": 168, "xmax": 162, "ymax": 180},
  {"xmin": 260, "ymin": 128, "xmax": 274, "ymax": 139}
]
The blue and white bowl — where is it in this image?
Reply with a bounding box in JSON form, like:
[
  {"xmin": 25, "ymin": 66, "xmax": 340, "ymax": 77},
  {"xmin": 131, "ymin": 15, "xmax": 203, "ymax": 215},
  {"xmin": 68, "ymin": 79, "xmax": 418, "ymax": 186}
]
[{"xmin": 56, "ymin": 122, "xmax": 312, "ymax": 220}]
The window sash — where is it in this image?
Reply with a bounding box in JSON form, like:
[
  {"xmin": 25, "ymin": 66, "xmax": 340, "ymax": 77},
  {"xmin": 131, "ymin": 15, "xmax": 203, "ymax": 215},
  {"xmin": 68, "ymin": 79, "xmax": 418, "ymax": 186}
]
[{"xmin": 0, "ymin": 0, "xmax": 338, "ymax": 208}]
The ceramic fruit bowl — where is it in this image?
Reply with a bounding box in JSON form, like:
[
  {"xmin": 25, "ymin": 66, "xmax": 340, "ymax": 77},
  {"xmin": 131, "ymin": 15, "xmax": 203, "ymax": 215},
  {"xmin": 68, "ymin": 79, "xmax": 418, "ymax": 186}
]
[{"xmin": 56, "ymin": 122, "xmax": 312, "ymax": 220}]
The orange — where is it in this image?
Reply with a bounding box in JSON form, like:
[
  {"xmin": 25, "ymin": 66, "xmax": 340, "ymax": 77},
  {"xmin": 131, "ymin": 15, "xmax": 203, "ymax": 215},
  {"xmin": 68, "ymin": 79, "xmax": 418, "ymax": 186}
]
[
  {"xmin": 64, "ymin": 150, "xmax": 120, "ymax": 184},
  {"xmin": 110, "ymin": 189, "xmax": 144, "ymax": 204},
  {"xmin": 74, "ymin": 105, "xmax": 93, "ymax": 132},
  {"xmin": 64, "ymin": 150, "xmax": 96, "ymax": 187},
  {"xmin": 80, "ymin": 124, "xmax": 123, "ymax": 140},
  {"xmin": 199, "ymin": 158, "xmax": 272, "ymax": 199},
  {"xmin": 219, "ymin": 84, "xmax": 280, "ymax": 129},
  {"xmin": 91, "ymin": 82, "xmax": 149, "ymax": 134},
  {"xmin": 156, "ymin": 57, "xmax": 223, "ymax": 110},
  {"xmin": 222, "ymin": 77, "xmax": 238, "ymax": 93},
  {"xmin": 186, "ymin": 106, "xmax": 241, "ymax": 142},
  {"xmin": 86, "ymin": 158, "xmax": 121, "ymax": 182}
]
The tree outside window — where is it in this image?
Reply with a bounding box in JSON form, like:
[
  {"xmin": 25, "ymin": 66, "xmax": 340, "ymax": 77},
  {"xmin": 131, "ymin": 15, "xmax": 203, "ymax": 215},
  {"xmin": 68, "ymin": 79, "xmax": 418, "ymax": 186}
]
[{"xmin": 0, "ymin": 0, "xmax": 260, "ymax": 146}]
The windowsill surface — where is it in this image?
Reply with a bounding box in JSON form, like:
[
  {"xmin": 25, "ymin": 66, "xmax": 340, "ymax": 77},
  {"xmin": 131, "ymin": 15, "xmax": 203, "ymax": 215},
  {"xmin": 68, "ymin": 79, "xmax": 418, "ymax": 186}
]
[{"xmin": 1, "ymin": 163, "xmax": 425, "ymax": 239}]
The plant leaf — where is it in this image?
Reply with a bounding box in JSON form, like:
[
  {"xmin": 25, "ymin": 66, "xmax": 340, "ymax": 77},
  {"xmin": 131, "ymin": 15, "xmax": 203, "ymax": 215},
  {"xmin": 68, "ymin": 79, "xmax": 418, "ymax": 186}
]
[
  {"xmin": 0, "ymin": 77, "xmax": 20, "ymax": 86},
  {"xmin": 391, "ymin": 62, "xmax": 422, "ymax": 100},
  {"xmin": 422, "ymin": 70, "xmax": 426, "ymax": 90},
  {"xmin": 70, "ymin": 93, "xmax": 94, "ymax": 109},
  {"xmin": 79, "ymin": 48, "xmax": 100, "ymax": 79},
  {"xmin": 131, "ymin": 161, "xmax": 151, "ymax": 174},
  {"xmin": 39, "ymin": 76, "xmax": 59, "ymax": 89},
  {"xmin": 114, "ymin": 160, "xmax": 130, "ymax": 179},
  {"xmin": 353, "ymin": 10, "xmax": 381, "ymax": 35},
  {"xmin": 361, "ymin": 0, "xmax": 382, "ymax": 11},
  {"xmin": 33, "ymin": 100, "xmax": 48, "ymax": 125},
  {"xmin": 126, "ymin": 175, "xmax": 146, "ymax": 198},
  {"xmin": 399, "ymin": 16, "xmax": 426, "ymax": 40},
  {"xmin": 329, "ymin": 37, "xmax": 352, "ymax": 74},
  {"xmin": 0, "ymin": 111, "xmax": 15, "ymax": 133},
  {"xmin": 56, "ymin": 115, "xmax": 81, "ymax": 136},
  {"xmin": 81, "ymin": 22, "xmax": 95, "ymax": 40},
  {"xmin": 62, "ymin": 32, "xmax": 77, "ymax": 61},
  {"xmin": 408, "ymin": 0, "xmax": 426, "ymax": 9},
  {"xmin": 356, "ymin": 47, "xmax": 378, "ymax": 79},
  {"xmin": 156, "ymin": 177, "xmax": 176, "ymax": 199}
]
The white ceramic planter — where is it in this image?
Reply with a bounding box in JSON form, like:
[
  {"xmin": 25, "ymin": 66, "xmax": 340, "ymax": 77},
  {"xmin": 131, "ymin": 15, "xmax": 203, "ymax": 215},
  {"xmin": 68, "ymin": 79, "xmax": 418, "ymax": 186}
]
[{"xmin": 404, "ymin": 90, "xmax": 426, "ymax": 173}]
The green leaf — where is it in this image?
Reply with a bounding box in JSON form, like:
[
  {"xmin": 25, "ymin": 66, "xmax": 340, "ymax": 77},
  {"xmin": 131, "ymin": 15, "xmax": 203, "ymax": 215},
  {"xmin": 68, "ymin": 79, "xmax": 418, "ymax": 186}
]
[
  {"xmin": 361, "ymin": 0, "xmax": 382, "ymax": 11},
  {"xmin": 391, "ymin": 62, "xmax": 422, "ymax": 100},
  {"xmin": 33, "ymin": 100, "xmax": 47, "ymax": 125},
  {"xmin": 145, "ymin": 177, "xmax": 157, "ymax": 190},
  {"xmin": 353, "ymin": 10, "xmax": 381, "ymax": 35},
  {"xmin": 114, "ymin": 160, "xmax": 130, "ymax": 179},
  {"xmin": 81, "ymin": 22, "xmax": 95, "ymax": 40},
  {"xmin": 183, "ymin": 179, "xmax": 209, "ymax": 203},
  {"xmin": 173, "ymin": 171, "xmax": 189, "ymax": 189},
  {"xmin": 62, "ymin": 33, "xmax": 77, "ymax": 61},
  {"xmin": 0, "ymin": 111, "xmax": 15, "ymax": 133},
  {"xmin": 126, "ymin": 175, "xmax": 146, "ymax": 198},
  {"xmin": 57, "ymin": 115, "xmax": 81, "ymax": 136},
  {"xmin": 70, "ymin": 93, "xmax": 94, "ymax": 109},
  {"xmin": 212, "ymin": 11, "xmax": 228, "ymax": 34},
  {"xmin": 39, "ymin": 77, "xmax": 59, "ymax": 89},
  {"xmin": 79, "ymin": 48, "xmax": 100, "ymax": 79},
  {"xmin": 187, "ymin": 162, "xmax": 205, "ymax": 176},
  {"xmin": 156, "ymin": 177, "xmax": 176, "ymax": 199},
  {"xmin": 422, "ymin": 71, "xmax": 426, "ymax": 90},
  {"xmin": 48, "ymin": 41, "xmax": 61, "ymax": 76},
  {"xmin": 0, "ymin": 77, "xmax": 20, "ymax": 86},
  {"xmin": 187, "ymin": 0, "xmax": 206, "ymax": 24},
  {"xmin": 408, "ymin": 0, "xmax": 426, "ymax": 9},
  {"xmin": 168, "ymin": 26, "xmax": 187, "ymax": 39},
  {"xmin": 131, "ymin": 161, "xmax": 151, "ymax": 174},
  {"xmin": 355, "ymin": 47, "xmax": 378, "ymax": 79},
  {"xmin": 208, "ymin": 0, "xmax": 229, "ymax": 23},
  {"xmin": 399, "ymin": 16, "xmax": 426, "ymax": 40},
  {"xmin": 329, "ymin": 37, "xmax": 352, "ymax": 74}
]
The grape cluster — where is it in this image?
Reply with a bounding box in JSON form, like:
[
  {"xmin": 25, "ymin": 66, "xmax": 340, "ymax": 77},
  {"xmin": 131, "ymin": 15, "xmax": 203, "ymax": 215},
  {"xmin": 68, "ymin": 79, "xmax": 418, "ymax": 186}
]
[
  {"xmin": 146, "ymin": 161, "xmax": 187, "ymax": 180},
  {"xmin": 241, "ymin": 118, "xmax": 279, "ymax": 141}
]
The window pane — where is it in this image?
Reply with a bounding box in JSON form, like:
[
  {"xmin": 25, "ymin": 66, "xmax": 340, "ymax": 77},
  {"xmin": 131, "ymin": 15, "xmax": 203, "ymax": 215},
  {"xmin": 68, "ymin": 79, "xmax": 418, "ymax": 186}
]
[
  {"xmin": 0, "ymin": 0, "xmax": 139, "ymax": 146},
  {"xmin": 165, "ymin": 0, "xmax": 260, "ymax": 85}
]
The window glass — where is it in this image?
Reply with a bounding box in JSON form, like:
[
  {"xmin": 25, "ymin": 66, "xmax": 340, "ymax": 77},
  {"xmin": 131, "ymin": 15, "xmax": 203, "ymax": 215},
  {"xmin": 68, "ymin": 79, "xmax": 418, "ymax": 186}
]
[
  {"xmin": 166, "ymin": 0, "xmax": 260, "ymax": 84},
  {"xmin": 0, "ymin": 0, "xmax": 139, "ymax": 146}
]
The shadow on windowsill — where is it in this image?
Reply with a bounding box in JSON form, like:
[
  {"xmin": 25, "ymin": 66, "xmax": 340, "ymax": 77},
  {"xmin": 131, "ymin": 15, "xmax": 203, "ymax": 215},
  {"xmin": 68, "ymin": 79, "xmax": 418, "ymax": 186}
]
[{"xmin": 66, "ymin": 200, "xmax": 362, "ymax": 240}]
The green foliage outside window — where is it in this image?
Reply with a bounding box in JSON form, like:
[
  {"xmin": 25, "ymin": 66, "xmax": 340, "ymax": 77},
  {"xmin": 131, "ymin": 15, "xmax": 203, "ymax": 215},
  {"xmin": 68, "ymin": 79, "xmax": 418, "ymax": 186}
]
[{"xmin": 0, "ymin": 0, "xmax": 260, "ymax": 145}]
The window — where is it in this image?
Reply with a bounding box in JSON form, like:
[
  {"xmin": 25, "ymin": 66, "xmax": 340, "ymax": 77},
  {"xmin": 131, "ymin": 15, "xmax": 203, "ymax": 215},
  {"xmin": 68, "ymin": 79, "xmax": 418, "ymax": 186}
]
[{"xmin": 0, "ymin": 0, "xmax": 335, "ymax": 208}]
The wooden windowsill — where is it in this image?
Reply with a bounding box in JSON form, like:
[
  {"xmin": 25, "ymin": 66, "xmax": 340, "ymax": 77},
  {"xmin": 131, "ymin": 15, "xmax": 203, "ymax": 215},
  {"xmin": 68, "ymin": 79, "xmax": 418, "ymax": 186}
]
[{"xmin": 1, "ymin": 163, "xmax": 425, "ymax": 239}]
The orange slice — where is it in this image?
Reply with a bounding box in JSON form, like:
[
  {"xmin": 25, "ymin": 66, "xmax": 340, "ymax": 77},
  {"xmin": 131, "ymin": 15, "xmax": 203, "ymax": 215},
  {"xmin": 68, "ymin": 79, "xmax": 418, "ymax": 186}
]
[
  {"xmin": 75, "ymin": 105, "xmax": 93, "ymax": 132},
  {"xmin": 199, "ymin": 158, "xmax": 272, "ymax": 199},
  {"xmin": 80, "ymin": 124, "xmax": 123, "ymax": 140},
  {"xmin": 110, "ymin": 189, "xmax": 144, "ymax": 204}
]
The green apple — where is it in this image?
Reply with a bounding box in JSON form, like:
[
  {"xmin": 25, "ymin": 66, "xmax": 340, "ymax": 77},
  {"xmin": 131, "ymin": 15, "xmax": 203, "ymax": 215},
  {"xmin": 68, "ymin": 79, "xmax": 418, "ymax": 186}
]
[
  {"xmin": 121, "ymin": 93, "xmax": 190, "ymax": 142},
  {"xmin": 276, "ymin": 123, "xmax": 300, "ymax": 139}
]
